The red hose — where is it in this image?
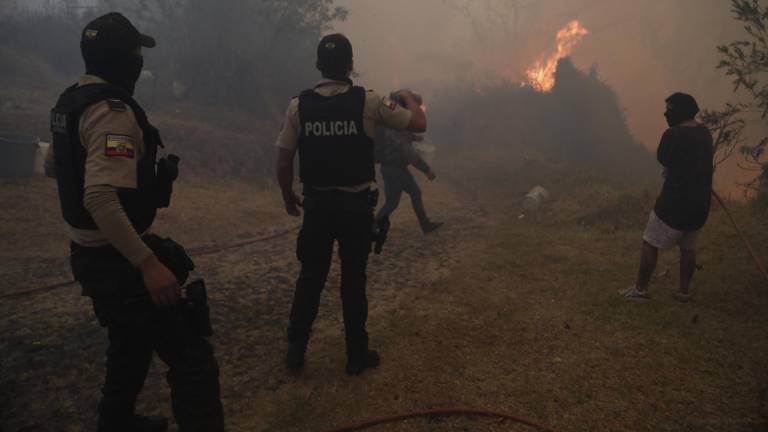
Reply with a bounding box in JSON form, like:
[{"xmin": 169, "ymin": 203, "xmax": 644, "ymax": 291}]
[
  {"xmin": 188, "ymin": 225, "xmax": 299, "ymax": 256},
  {"xmin": 0, "ymin": 225, "xmax": 301, "ymax": 300},
  {"xmin": 324, "ymin": 408, "xmax": 561, "ymax": 432}
]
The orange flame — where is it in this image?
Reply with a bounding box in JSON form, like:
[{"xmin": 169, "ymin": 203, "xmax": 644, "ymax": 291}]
[{"xmin": 526, "ymin": 20, "xmax": 589, "ymax": 92}]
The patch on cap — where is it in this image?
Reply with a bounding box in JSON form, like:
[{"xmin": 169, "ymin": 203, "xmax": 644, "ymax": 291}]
[
  {"xmin": 325, "ymin": 41, "xmax": 336, "ymax": 50},
  {"xmin": 84, "ymin": 29, "xmax": 99, "ymax": 39}
]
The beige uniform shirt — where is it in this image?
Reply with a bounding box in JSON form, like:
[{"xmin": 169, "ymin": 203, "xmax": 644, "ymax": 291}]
[
  {"xmin": 46, "ymin": 75, "xmax": 149, "ymax": 247},
  {"xmin": 275, "ymin": 79, "xmax": 413, "ymax": 192}
]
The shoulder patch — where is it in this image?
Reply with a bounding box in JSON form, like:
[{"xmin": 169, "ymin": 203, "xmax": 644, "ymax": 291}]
[
  {"xmin": 382, "ymin": 97, "xmax": 397, "ymax": 111},
  {"xmin": 105, "ymin": 134, "xmax": 135, "ymax": 158},
  {"xmin": 106, "ymin": 99, "xmax": 127, "ymax": 112}
]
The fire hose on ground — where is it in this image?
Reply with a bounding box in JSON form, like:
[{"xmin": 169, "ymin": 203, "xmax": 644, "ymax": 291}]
[
  {"xmin": 0, "ymin": 224, "xmax": 301, "ymax": 300},
  {"xmin": 323, "ymin": 408, "xmax": 561, "ymax": 432}
]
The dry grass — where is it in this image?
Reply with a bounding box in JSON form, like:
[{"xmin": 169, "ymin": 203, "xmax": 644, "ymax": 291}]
[{"xmin": 2, "ymin": 118, "xmax": 768, "ymax": 432}]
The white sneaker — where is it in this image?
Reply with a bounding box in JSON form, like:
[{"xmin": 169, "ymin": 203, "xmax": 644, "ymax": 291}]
[{"xmin": 620, "ymin": 286, "xmax": 650, "ymax": 300}]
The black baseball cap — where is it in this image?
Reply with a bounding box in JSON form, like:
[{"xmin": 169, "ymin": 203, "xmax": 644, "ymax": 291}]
[
  {"xmin": 316, "ymin": 33, "xmax": 353, "ymax": 67},
  {"xmin": 81, "ymin": 12, "xmax": 156, "ymax": 52}
]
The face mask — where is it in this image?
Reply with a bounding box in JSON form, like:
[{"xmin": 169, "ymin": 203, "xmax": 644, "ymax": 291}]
[
  {"xmin": 86, "ymin": 51, "xmax": 144, "ymax": 95},
  {"xmin": 123, "ymin": 54, "xmax": 144, "ymax": 94}
]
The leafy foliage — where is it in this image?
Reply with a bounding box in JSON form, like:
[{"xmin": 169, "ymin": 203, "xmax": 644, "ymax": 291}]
[
  {"xmin": 700, "ymin": 103, "xmax": 747, "ymax": 168},
  {"xmin": 706, "ymin": 0, "xmax": 768, "ymax": 193}
]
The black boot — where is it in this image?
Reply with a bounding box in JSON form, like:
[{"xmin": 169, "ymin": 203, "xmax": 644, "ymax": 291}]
[
  {"xmin": 421, "ymin": 221, "xmax": 443, "ymax": 234},
  {"xmin": 345, "ymin": 350, "xmax": 380, "ymax": 376},
  {"xmin": 285, "ymin": 340, "xmax": 307, "ymax": 372},
  {"xmin": 98, "ymin": 415, "xmax": 168, "ymax": 432}
]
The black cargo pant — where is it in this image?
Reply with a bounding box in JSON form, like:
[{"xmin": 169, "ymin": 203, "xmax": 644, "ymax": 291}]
[
  {"xmin": 71, "ymin": 241, "xmax": 225, "ymax": 432},
  {"xmin": 288, "ymin": 189, "xmax": 374, "ymax": 361},
  {"xmin": 377, "ymin": 164, "xmax": 429, "ymax": 228}
]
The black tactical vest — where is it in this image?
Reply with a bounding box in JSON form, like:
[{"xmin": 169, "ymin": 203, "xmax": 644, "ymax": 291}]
[
  {"xmin": 297, "ymin": 86, "xmax": 374, "ymax": 187},
  {"xmin": 50, "ymin": 82, "xmax": 161, "ymax": 232}
]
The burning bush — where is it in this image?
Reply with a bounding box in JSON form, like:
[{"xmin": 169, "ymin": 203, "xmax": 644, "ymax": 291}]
[{"xmin": 431, "ymin": 57, "xmax": 656, "ymax": 179}]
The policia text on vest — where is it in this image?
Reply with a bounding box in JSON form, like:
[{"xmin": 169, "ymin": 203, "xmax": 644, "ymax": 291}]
[{"xmin": 304, "ymin": 120, "xmax": 359, "ymax": 137}]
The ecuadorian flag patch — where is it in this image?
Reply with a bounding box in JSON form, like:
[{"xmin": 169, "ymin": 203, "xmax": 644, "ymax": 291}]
[{"xmin": 105, "ymin": 134, "xmax": 135, "ymax": 158}]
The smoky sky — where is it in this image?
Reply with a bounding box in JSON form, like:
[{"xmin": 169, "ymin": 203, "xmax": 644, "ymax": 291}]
[
  {"xmin": 335, "ymin": 0, "xmax": 745, "ymax": 151},
  {"xmin": 6, "ymin": 0, "xmax": 756, "ymax": 191},
  {"xmin": 17, "ymin": 0, "xmax": 748, "ymax": 152}
]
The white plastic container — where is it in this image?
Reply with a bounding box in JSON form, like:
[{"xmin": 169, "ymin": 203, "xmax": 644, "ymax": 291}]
[
  {"xmin": 33, "ymin": 141, "xmax": 49, "ymax": 175},
  {"xmin": 523, "ymin": 186, "xmax": 550, "ymax": 212}
]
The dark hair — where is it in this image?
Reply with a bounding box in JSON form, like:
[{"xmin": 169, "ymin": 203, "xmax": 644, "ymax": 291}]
[{"xmin": 665, "ymin": 92, "xmax": 700, "ymax": 120}]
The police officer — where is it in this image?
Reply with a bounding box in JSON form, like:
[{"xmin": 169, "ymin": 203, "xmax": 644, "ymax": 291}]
[
  {"xmin": 376, "ymin": 91, "xmax": 442, "ymax": 234},
  {"xmin": 276, "ymin": 33, "xmax": 427, "ymax": 375},
  {"xmin": 46, "ymin": 13, "xmax": 224, "ymax": 431}
]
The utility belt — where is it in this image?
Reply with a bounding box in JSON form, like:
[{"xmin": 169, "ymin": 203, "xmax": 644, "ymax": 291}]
[
  {"xmin": 70, "ymin": 234, "xmax": 195, "ymax": 288},
  {"xmin": 73, "ymin": 235, "xmax": 212, "ymax": 336},
  {"xmin": 302, "ymin": 186, "xmax": 378, "ymax": 213}
]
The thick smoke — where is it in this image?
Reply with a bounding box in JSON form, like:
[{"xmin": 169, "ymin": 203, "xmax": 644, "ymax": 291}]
[
  {"xmin": 333, "ymin": 0, "xmax": 749, "ymax": 190},
  {"xmin": 335, "ymin": 0, "xmax": 743, "ymax": 149}
]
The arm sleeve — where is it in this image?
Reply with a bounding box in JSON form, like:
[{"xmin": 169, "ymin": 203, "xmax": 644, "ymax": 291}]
[
  {"xmin": 657, "ymin": 129, "xmax": 677, "ymax": 168},
  {"xmin": 84, "ymin": 184, "xmax": 154, "ymax": 267}
]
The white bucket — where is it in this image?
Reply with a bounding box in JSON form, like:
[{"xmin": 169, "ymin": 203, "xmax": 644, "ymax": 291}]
[
  {"xmin": 523, "ymin": 186, "xmax": 550, "ymax": 212},
  {"xmin": 415, "ymin": 138, "xmax": 436, "ymax": 166},
  {"xmin": 33, "ymin": 141, "xmax": 49, "ymax": 175}
]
